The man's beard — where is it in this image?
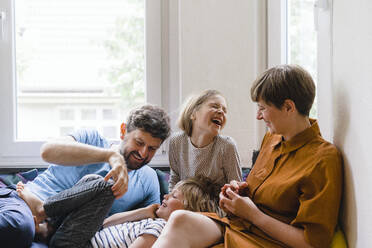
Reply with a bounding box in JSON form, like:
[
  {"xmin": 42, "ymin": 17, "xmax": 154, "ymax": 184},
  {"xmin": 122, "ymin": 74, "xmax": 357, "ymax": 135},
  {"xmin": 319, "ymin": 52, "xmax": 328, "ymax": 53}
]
[{"xmin": 123, "ymin": 150, "xmax": 150, "ymax": 170}]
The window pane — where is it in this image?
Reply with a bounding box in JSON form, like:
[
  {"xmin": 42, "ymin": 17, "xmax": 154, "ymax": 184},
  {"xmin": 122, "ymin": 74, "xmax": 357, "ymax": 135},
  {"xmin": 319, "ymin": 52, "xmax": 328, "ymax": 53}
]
[
  {"xmin": 81, "ymin": 109, "xmax": 97, "ymax": 121},
  {"xmin": 103, "ymin": 109, "xmax": 117, "ymax": 120},
  {"xmin": 60, "ymin": 126, "xmax": 74, "ymax": 136},
  {"xmin": 287, "ymin": 0, "xmax": 317, "ymax": 117},
  {"xmin": 15, "ymin": 0, "xmax": 145, "ymax": 140},
  {"xmin": 102, "ymin": 126, "xmax": 117, "ymax": 139},
  {"xmin": 59, "ymin": 109, "xmax": 75, "ymax": 121}
]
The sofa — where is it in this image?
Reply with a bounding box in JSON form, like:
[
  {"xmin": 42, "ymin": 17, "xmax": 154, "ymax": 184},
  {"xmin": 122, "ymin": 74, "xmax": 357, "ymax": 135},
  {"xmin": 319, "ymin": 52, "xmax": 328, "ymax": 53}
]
[{"xmin": 0, "ymin": 166, "xmax": 347, "ymax": 248}]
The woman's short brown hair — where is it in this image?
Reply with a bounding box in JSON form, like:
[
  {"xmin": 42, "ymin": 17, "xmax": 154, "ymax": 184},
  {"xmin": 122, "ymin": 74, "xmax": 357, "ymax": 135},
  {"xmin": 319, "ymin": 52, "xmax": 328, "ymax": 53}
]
[
  {"xmin": 250, "ymin": 65, "xmax": 315, "ymax": 116},
  {"xmin": 174, "ymin": 176, "xmax": 223, "ymax": 216},
  {"xmin": 177, "ymin": 89, "xmax": 224, "ymax": 136}
]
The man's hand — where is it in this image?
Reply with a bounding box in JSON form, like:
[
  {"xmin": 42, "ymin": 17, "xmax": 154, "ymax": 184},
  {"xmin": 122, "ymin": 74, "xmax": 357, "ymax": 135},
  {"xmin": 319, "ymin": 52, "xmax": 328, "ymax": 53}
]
[{"xmin": 105, "ymin": 151, "xmax": 128, "ymax": 199}]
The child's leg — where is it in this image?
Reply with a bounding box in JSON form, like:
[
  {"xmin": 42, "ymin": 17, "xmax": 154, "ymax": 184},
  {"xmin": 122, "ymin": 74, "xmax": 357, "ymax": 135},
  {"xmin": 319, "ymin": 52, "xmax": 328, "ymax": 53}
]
[
  {"xmin": 152, "ymin": 210, "xmax": 223, "ymax": 248},
  {"xmin": 47, "ymin": 175, "xmax": 115, "ymax": 248},
  {"xmin": 44, "ymin": 174, "xmax": 113, "ymax": 217},
  {"xmin": 0, "ymin": 188, "xmax": 35, "ymax": 248}
]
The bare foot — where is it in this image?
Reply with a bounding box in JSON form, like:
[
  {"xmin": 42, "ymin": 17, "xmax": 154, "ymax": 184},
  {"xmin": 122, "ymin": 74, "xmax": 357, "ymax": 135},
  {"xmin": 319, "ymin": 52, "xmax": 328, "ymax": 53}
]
[{"xmin": 16, "ymin": 181, "xmax": 47, "ymax": 224}]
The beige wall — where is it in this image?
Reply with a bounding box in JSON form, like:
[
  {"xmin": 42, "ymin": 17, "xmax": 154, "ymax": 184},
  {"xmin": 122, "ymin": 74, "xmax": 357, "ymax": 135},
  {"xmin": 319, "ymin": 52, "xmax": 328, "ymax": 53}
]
[
  {"xmin": 330, "ymin": 0, "xmax": 372, "ymax": 246},
  {"xmin": 164, "ymin": 0, "xmax": 267, "ymax": 167}
]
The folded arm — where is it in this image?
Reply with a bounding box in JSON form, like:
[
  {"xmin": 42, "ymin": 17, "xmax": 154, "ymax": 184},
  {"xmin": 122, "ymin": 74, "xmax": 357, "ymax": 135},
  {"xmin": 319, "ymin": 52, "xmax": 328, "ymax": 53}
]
[
  {"xmin": 40, "ymin": 136, "xmax": 128, "ymax": 198},
  {"xmin": 103, "ymin": 204, "xmax": 159, "ymax": 228}
]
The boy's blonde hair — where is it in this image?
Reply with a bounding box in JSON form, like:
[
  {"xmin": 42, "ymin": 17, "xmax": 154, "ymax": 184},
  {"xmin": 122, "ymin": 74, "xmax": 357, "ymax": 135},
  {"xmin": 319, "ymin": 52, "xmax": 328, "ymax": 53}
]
[
  {"xmin": 177, "ymin": 90, "xmax": 224, "ymax": 136},
  {"xmin": 174, "ymin": 176, "xmax": 223, "ymax": 216}
]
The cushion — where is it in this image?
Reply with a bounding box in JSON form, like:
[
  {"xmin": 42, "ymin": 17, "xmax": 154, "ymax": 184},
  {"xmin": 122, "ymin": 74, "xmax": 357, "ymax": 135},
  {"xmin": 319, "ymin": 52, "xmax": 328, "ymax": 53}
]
[
  {"xmin": 0, "ymin": 169, "xmax": 39, "ymax": 187},
  {"xmin": 242, "ymin": 167, "xmax": 251, "ymax": 181},
  {"xmin": 155, "ymin": 169, "xmax": 170, "ymax": 201},
  {"xmin": 330, "ymin": 227, "xmax": 348, "ymax": 248}
]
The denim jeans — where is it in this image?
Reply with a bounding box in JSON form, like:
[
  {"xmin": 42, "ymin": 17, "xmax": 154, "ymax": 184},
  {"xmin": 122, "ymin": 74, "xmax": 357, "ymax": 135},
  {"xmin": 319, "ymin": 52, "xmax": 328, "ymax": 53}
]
[
  {"xmin": 45, "ymin": 174, "xmax": 115, "ymax": 248},
  {"xmin": 0, "ymin": 186, "xmax": 35, "ymax": 248}
]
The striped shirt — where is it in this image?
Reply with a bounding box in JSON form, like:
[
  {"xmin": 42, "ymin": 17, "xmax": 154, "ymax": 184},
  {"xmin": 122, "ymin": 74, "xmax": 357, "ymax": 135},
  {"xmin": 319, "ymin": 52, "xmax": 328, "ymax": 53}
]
[
  {"xmin": 168, "ymin": 132, "xmax": 242, "ymax": 191},
  {"xmin": 90, "ymin": 218, "xmax": 166, "ymax": 248}
]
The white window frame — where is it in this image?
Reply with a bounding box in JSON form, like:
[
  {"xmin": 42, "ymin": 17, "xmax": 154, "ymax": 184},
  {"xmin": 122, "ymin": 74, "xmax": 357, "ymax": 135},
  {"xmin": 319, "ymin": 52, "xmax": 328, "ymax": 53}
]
[
  {"xmin": 267, "ymin": 0, "xmax": 288, "ymax": 67},
  {"xmin": 267, "ymin": 0, "xmax": 333, "ymax": 140},
  {"xmin": 0, "ymin": 0, "xmax": 163, "ymax": 168}
]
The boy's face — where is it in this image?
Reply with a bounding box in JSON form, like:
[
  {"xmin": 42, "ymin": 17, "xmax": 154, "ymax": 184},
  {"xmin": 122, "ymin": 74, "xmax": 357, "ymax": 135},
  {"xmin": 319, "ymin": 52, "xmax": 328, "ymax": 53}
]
[{"xmin": 156, "ymin": 188, "xmax": 185, "ymax": 220}]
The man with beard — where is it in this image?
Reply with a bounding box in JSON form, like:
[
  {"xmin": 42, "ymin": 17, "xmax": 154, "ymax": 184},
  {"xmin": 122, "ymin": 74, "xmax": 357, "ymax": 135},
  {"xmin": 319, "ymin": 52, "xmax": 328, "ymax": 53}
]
[{"xmin": 0, "ymin": 104, "xmax": 171, "ymax": 247}]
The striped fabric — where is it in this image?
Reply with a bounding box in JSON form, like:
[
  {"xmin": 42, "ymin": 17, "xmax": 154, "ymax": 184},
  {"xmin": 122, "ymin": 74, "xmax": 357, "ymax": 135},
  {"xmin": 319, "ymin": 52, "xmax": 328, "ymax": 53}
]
[{"xmin": 90, "ymin": 218, "xmax": 166, "ymax": 248}]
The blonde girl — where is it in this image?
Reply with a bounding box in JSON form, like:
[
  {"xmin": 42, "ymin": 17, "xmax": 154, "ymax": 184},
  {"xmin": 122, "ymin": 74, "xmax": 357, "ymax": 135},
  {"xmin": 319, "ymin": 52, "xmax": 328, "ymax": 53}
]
[{"xmin": 168, "ymin": 89, "xmax": 242, "ymax": 190}]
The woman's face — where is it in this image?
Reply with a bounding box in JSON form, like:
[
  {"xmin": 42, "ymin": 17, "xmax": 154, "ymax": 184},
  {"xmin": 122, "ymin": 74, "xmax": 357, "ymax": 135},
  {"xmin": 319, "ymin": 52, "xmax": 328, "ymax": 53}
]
[
  {"xmin": 192, "ymin": 95, "xmax": 227, "ymax": 137},
  {"xmin": 256, "ymin": 99, "xmax": 288, "ymax": 135},
  {"xmin": 156, "ymin": 188, "xmax": 185, "ymax": 220}
]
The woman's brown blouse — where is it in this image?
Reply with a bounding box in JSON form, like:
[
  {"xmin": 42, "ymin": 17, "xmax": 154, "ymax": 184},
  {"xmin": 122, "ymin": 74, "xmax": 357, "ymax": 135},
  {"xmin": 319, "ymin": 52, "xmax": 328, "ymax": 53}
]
[{"xmin": 207, "ymin": 120, "xmax": 343, "ymax": 248}]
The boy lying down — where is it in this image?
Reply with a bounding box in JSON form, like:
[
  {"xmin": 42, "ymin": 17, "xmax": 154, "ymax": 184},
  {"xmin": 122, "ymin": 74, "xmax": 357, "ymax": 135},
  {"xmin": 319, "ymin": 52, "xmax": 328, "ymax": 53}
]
[{"xmin": 17, "ymin": 174, "xmax": 222, "ymax": 248}]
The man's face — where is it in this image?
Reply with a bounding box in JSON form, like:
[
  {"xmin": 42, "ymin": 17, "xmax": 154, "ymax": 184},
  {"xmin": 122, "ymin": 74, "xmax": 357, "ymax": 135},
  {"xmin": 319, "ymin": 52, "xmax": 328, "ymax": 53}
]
[{"xmin": 120, "ymin": 129, "xmax": 163, "ymax": 170}]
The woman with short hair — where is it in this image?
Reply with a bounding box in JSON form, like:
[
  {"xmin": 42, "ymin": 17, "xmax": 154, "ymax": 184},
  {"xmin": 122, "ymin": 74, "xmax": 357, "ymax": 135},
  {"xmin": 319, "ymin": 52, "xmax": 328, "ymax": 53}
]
[{"xmin": 153, "ymin": 65, "xmax": 343, "ymax": 248}]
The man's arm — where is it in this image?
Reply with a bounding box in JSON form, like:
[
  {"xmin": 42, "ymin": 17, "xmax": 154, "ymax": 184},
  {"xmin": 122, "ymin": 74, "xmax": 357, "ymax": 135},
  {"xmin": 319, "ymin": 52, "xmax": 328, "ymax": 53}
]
[
  {"xmin": 40, "ymin": 136, "xmax": 128, "ymax": 198},
  {"xmin": 40, "ymin": 136, "xmax": 117, "ymax": 166},
  {"xmin": 103, "ymin": 204, "xmax": 159, "ymax": 228}
]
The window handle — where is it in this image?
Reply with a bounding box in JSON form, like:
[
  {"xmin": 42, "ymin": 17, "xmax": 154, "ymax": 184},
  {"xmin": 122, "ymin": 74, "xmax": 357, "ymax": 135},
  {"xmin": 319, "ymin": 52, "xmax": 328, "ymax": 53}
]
[{"xmin": 0, "ymin": 11, "xmax": 5, "ymax": 41}]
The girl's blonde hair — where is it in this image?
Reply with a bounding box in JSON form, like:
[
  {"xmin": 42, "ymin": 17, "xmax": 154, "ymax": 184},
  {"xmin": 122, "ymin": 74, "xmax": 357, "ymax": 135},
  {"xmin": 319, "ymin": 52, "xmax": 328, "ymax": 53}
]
[
  {"xmin": 177, "ymin": 89, "xmax": 224, "ymax": 136},
  {"xmin": 174, "ymin": 175, "xmax": 223, "ymax": 216}
]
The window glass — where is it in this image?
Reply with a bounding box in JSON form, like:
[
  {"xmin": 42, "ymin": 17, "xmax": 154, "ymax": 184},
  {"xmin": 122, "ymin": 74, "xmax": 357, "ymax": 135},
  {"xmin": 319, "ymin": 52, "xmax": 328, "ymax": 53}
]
[
  {"xmin": 81, "ymin": 109, "xmax": 97, "ymax": 121},
  {"xmin": 59, "ymin": 109, "xmax": 75, "ymax": 121},
  {"xmin": 287, "ymin": 0, "xmax": 317, "ymax": 117},
  {"xmin": 102, "ymin": 126, "xmax": 117, "ymax": 139},
  {"xmin": 102, "ymin": 109, "xmax": 117, "ymax": 120},
  {"xmin": 15, "ymin": 0, "xmax": 145, "ymax": 140},
  {"xmin": 60, "ymin": 126, "xmax": 74, "ymax": 136}
]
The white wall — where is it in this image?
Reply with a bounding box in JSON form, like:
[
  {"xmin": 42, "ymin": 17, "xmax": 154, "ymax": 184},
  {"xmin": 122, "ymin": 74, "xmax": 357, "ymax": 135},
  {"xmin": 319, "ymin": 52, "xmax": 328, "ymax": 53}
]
[
  {"xmin": 330, "ymin": 0, "xmax": 372, "ymax": 247},
  {"xmin": 164, "ymin": 0, "xmax": 267, "ymax": 167}
]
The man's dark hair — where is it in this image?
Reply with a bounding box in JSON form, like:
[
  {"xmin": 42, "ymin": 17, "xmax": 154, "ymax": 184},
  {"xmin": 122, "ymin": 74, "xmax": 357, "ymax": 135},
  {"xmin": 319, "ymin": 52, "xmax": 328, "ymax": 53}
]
[{"xmin": 126, "ymin": 105, "xmax": 171, "ymax": 142}]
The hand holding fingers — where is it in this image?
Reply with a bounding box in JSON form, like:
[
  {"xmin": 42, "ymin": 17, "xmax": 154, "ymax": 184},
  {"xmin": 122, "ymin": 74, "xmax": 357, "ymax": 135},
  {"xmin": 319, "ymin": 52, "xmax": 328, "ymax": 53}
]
[
  {"xmin": 224, "ymin": 188, "xmax": 260, "ymax": 221},
  {"xmin": 219, "ymin": 191, "xmax": 234, "ymax": 215},
  {"xmin": 229, "ymin": 180, "xmax": 240, "ymax": 190},
  {"xmin": 221, "ymin": 183, "xmax": 238, "ymax": 198}
]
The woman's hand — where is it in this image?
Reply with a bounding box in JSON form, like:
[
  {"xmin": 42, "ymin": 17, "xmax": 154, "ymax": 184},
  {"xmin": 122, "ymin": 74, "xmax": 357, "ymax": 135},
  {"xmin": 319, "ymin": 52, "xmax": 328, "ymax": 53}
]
[
  {"xmin": 219, "ymin": 188, "xmax": 260, "ymax": 222},
  {"xmin": 220, "ymin": 180, "xmax": 250, "ymax": 214},
  {"xmin": 104, "ymin": 150, "xmax": 129, "ymax": 199},
  {"xmin": 221, "ymin": 180, "xmax": 249, "ymax": 196}
]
